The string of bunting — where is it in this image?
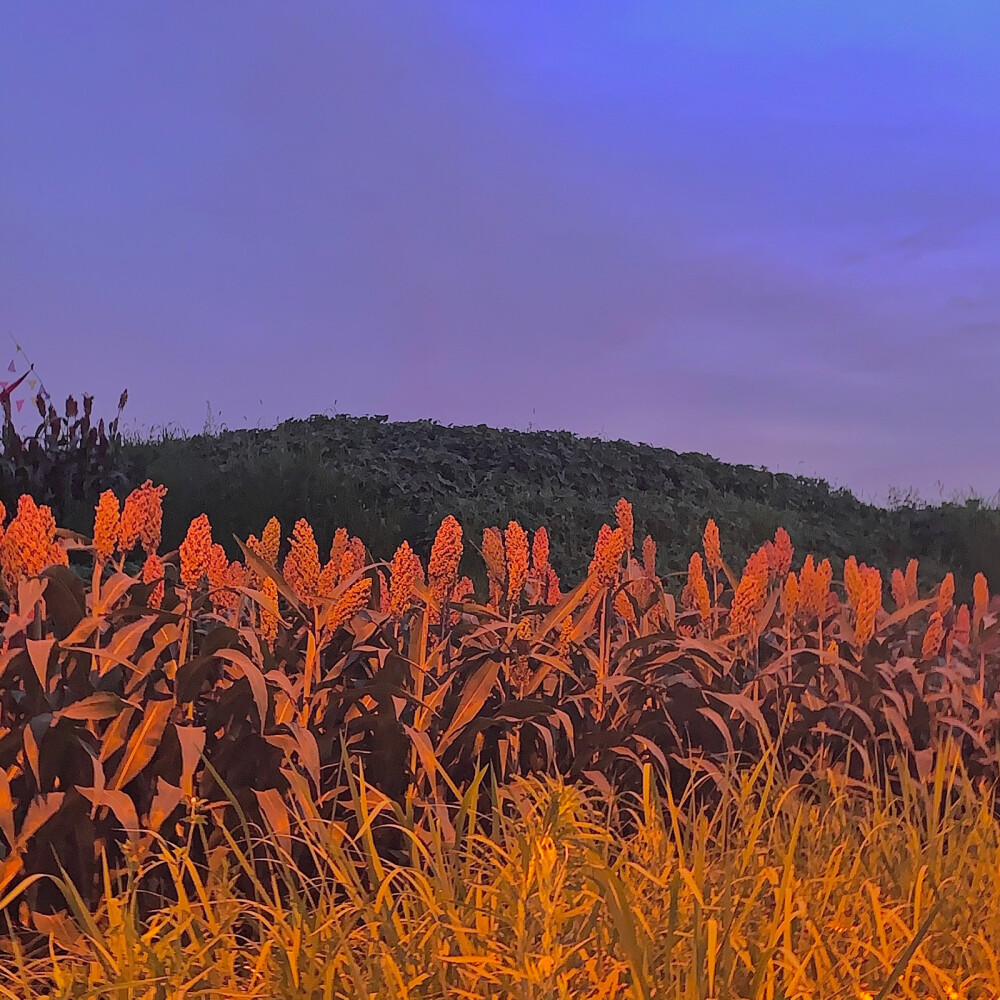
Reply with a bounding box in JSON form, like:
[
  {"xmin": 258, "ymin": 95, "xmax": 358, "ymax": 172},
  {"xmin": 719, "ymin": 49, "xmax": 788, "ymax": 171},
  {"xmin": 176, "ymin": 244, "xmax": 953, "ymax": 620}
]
[{"xmin": 1, "ymin": 332, "xmax": 53, "ymax": 420}]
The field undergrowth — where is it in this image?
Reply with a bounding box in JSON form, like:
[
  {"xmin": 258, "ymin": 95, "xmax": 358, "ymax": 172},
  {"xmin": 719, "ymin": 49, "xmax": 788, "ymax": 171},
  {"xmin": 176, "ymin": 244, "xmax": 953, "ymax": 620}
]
[{"xmin": 0, "ymin": 470, "xmax": 998, "ymax": 997}]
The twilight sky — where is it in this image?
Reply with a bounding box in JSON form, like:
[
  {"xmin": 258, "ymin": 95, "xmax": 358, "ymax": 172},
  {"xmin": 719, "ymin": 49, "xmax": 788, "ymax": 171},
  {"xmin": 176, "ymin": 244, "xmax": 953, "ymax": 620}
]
[{"xmin": 2, "ymin": 3, "xmax": 998, "ymax": 506}]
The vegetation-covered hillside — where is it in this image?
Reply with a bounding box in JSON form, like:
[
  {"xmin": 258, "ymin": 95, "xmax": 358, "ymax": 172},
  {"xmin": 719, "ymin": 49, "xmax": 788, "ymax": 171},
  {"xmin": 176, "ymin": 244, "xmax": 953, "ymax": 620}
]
[{"xmin": 115, "ymin": 413, "xmax": 1000, "ymax": 600}]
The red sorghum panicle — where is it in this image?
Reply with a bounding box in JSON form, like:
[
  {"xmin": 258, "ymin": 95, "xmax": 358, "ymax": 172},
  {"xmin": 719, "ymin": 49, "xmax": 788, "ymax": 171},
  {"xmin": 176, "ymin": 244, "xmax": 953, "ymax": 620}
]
[
  {"xmin": 544, "ymin": 565, "xmax": 562, "ymax": 604},
  {"xmin": 260, "ymin": 517, "xmax": 281, "ymax": 566},
  {"xmin": 325, "ymin": 578, "xmax": 372, "ymax": 633},
  {"xmin": 953, "ymin": 603, "xmax": 971, "ymax": 647},
  {"xmin": 505, "ymin": 521, "xmax": 529, "ymax": 604},
  {"xmin": 557, "ymin": 615, "xmax": 573, "ymax": 655},
  {"xmin": 179, "ymin": 514, "xmax": 213, "ymax": 591},
  {"xmin": 283, "ymin": 519, "xmax": 321, "ymax": 603},
  {"xmin": 482, "ymin": 527, "xmax": 506, "ymax": 589},
  {"xmin": 904, "ymin": 559, "xmax": 919, "ymax": 604},
  {"xmin": 782, "ymin": 571, "xmax": 799, "ymax": 619},
  {"xmin": 388, "ymin": 541, "xmax": 421, "ymax": 619},
  {"xmin": 589, "ymin": 525, "xmax": 627, "ymax": 589},
  {"xmin": 339, "ymin": 550, "xmax": 357, "ymax": 582},
  {"xmin": 93, "ymin": 490, "xmax": 120, "ymax": 564},
  {"xmin": 642, "ymin": 535, "xmax": 656, "ymax": 579},
  {"xmin": 207, "ymin": 543, "xmax": 229, "ymax": 602},
  {"xmin": 974, "ymin": 572, "xmax": 989, "ymax": 633},
  {"xmin": 891, "ymin": 568, "xmax": 907, "ymax": 609},
  {"xmin": 428, "ymin": 515, "xmax": 463, "ymax": 604},
  {"xmin": 142, "ymin": 551, "xmax": 165, "ymax": 609},
  {"xmin": 614, "ymin": 589, "xmax": 636, "ymax": 626},
  {"xmin": 317, "ymin": 557, "xmax": 338, "ymax": 597},
  {"xmin": 687, "ymin": 552, "xmax": 711, "ymax": 623},
  {"xmin": 1, "ymin": 496, "xmax": 59, "ymax": 592},
  {"xmin": 703, "ymin": 519, "xmax": 722, "ymax": 573},
  {"xmin": 844, "ymin": 556, "xmax": 863, "ymax": 611},
  {"xmin": 615, "ymin": 498, "xmax": 634, "ymax": 552},
  {"xmin": 117, "ymin": 487, "xmax": 145, "ymax": 556},
  {"xmin": 328, "ymin": 529, "xmax": 349, "ymax": 579},
  {"xmin": 220, "ymin": 561, "xmax": 246, "ymax": 613},
  {"xmin": 922, "ymin": 610, "xmax": 944, "ymax": 660},
  {"xmin": 771, "ymin": 527, "xmax": 793, "ymax": 578},
  {"xmin": 854, "ymin": 567, "xmax": 882, "ymax": 648},
  {"xmin": 455, "ymin": 575, "xmax": 475, "ymax": 602},
  {"xmin": 937, "ymin": 572, "xmax": 955, "ymax": 616},
  {"xmin": 138, "ymin": 481, "xmax": 167, "ymax": 556},
  {"xmin": 259, "ymin": 577, "xmax": 279, "ymax": 643},
  {"xmin": 349, "ymin": 536, "xmax": 366, "ymax": 570},
  {"xmin": 531, "ymin": 527, "xmax": 549, "ymax": 573},
  {"xmin": 729, "ymin": 548, "xmax": 769, "ymax": 637}
]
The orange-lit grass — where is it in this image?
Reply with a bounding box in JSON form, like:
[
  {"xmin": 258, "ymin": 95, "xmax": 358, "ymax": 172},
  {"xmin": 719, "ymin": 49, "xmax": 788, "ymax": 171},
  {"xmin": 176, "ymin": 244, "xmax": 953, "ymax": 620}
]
[{"xmin": 1, "ymin": 737, "xmax": 996, "ymax": 999}]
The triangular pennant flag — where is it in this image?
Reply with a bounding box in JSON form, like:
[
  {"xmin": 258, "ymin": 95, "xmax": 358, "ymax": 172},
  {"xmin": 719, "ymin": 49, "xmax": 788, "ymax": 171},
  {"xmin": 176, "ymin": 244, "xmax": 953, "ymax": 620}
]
[
  {"xmin": 15, "ymin": 398, "xmax": 24, "ymax": 411},
  {"xmin": 7, "ymin": 360, "xmax": 15, "ymax": 372},
  {"xmin": 28, "ymin": 379, "xmax": 36, "ymax": 389}
]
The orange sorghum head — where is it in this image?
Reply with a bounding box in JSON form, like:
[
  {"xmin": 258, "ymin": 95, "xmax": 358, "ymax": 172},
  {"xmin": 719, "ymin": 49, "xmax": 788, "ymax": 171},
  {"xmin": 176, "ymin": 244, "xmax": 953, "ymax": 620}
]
[
  {"xmin": 614, "ymin": 589, "xmax": 636, "ymax": 626},
  {"xmin": 703, "ymin": 519, "xmax": 722, "ymax": 573},
  {"xmin": 615, "ymin": 499, "xmax": 634, "ymax": 552},
  {"xmin": 378, "ymin": 569, "xmax": 391, "ymax": 614},
  {"xmin": 428, "ymin": 515, "xmax": 463, "ymax": 601},
  {"xmin": 455, "ymin": 575, "xmax": 475, "ymax": 602},
  {"xmin": 589, "ymin": 525, "xmax": 627, "ymax": 589},
  {"xmin": 221, "ymin": 561, "xmax": 247, "ymax": 613},
  {"xmin": 388, "ymin": 540, "xmax": 421, "ymax": 619},
  {"xmin": 544, "ymin": 564, "xmax": 562, "ymax": 604},
  {"xmin": 138, "ymin": 481, "xmax": 167, "ymax": 556},
  {"xmin": 349, "ymin": 536, "xmax": 366, "ymax": 570},
  {"xmin": 729, "ymin": 548, "xmax": 769, "ymax": 637},
  {"xmin": 117, "ymin": 487, "xmax": 145, "ymax": 556},
  {"xmin": 260, "ymin": 517, "xmax": 281, "ymax": 566},
  {"xmin": 974, "ymin": 572, "xmax": 989, "ymax": 632},
  {"xmin": 904, "ymin": 558, "xmax": 919, "ymax": 604},
  {"xmin": 782, "ymin": 571, "xmax": 799, "ymax": 619},
  {"xmin": 328, "ymin": 528, "xmax": 349, "ymax": 578},
  {"xmin": 0, "ymin": 496, "xmax": 60, "ymax": 594},
  {"xmin": 557, "ymin": 615, "xmax": 573, "ymax": 655},
  {"xmin": 843, "ymin": 556, "xmax": 862, "ymax": 611},
  {"xmin": 283, "ymin": 519, "xmax": 321, "ymax": 603},
  {"xmin": 642, "ymin": 535, "xmax": 656, "ymax": 579},
  {"xmin": 259, "ymin": 576, "xmax": 280, "ymax": 643},
  {"xmin": 771, "ymin": 527, "xmax": 793, "ymax": 578},
  {"xmin": 505, "ymin": 521, "xmax": 529, "ymax": 604},
  {"xmin": 482, "ymin": 527, "xmax": 506, "ymax": 588},
  {"xmin": 141, "ymin": 551, "xmax": 165, "ymax": 609},
  {"xmin": 339, "ymin": 550, "xmax": 357, "ymax": 582},
  {"xmin": 891, "ymin": 568, "xmax": 907, "ymax": 609},
  {"xmin": 179, "ymin": 514, "xmax": 213, "ymax": 591},
  {"xmin": 687, "ymin": 552, "xmax": 711, "ymax": 623},
  {"xmin": 531, "ymin": 526, "xmax": 549, "ymax": 572},
  {"xmin": 93, "ymin": 490, "xmax": 120, "ymax": 564},
  {"xmin": 953, "ymin": 603, "xmax": 971, "ymax": 647},
  {"xmin": 207, "ymin": 543, "xmax": 229, "ymax": 602},
  {"xmin": 922, "ymin": 610, "xmax": 944, "ymax": 660},
  {"xmin": 317, "ymin": 558, "xmax": 338, "ymax": 597},
  {"xmin": 937, "ymin": 572, "xmax": 955, "ymax": 616},
  {"xmin": 47, "ymin": 541, "xmax": 69, "ymax": 567},
  {"xmin": 325, "ymin": 578, "xmax": 372, "ymax": 634},
  {"xmin": 854, "ymin": 567, "xmax": 882, "ymax": 648}
]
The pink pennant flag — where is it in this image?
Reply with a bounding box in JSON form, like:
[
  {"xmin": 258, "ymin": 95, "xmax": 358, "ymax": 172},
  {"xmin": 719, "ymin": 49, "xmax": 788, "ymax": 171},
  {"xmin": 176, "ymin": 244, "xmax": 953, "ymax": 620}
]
[
  {"xmin": 7, "ymin": 360, "xmax": 15, "ymax": 372},
  {"xmin": 15, "ymin": 398, "xmax": 24, "ymax": 411}
]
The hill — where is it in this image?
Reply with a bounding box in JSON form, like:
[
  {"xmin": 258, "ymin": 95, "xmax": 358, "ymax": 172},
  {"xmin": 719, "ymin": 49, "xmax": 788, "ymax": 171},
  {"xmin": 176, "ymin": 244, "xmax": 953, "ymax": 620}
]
[{"xmin": 111, "ymin": 413, "xmax": 1000, "ymax": 599}]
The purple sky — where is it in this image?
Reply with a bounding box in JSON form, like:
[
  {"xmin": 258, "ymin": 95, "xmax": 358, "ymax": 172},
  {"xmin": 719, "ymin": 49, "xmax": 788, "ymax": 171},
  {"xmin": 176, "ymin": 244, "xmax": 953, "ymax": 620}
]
[{"xmin": 2, "ymin": 3, "xmax": 999, "ymax": 507}]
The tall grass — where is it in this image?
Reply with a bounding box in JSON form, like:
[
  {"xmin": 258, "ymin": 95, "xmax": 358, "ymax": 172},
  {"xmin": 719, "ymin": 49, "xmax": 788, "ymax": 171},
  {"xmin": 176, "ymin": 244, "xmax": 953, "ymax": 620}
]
[{"xmin": 2, "ymin": 737, "xmax": 995, "ymax": 999}]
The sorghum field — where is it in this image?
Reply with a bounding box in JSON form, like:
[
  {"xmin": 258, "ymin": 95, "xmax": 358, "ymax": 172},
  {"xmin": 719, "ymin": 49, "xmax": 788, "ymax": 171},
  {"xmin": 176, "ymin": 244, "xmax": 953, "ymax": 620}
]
[{"xmin": 0, "ymin": 477, "xmax": 998, "ymax": 999}]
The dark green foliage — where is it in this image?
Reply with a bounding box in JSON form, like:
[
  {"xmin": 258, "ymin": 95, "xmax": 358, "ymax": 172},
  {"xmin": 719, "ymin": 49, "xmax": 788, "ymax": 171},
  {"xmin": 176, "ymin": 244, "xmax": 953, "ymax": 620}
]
[
  {"xmin": 118, "ymin": 413, "xmax": 1000, "ymax": 601},
  {"xmin": 0, "ymin": 384, "xmax": 130, "ymax": 533}
]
